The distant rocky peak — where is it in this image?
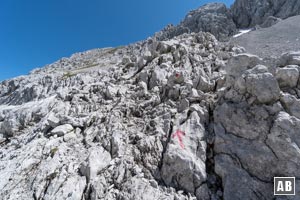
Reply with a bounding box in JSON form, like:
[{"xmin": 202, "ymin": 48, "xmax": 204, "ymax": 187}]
[
  {"xmin": 231, "ymin": 0, "xmax": 300, "ymax": 28},
  {"xmin": 155, "ymin": 3, "xmax": 236, "ymax": 41},
  {"xmin": 156, "ymin": 0, "xmax": 300, "ymax": 41}
]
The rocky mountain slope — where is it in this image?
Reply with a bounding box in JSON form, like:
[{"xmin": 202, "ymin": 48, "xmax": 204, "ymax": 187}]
[
  {"xmin": 1, "ymin": 0, "xmax": 300, "ymax": 200},
  {"xmin": 231, "ymin": 15, "xmax": 300, "ymax": 59}
]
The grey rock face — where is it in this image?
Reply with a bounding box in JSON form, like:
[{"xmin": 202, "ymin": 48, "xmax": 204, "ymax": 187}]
[
  {"xmin": 260, "ymin": 16, "xmax": 282, "ymax": 28},
  {"xmin": 226, "ymin": 53, "xmax": 262, "ymax": 78},
  {"xmin": 278, "ymin": 51, "xmax": 300, "ymax": 67},
  {"xmin": 1, "ymin": 4, "xmax": 300, "ymax": 199},
  {"xmin": 155, "ymin": 3, "xmax": 237, "ymax": 41},
  {"xmin": 245, "ymin": 71, "xmax": 280, "ymax": 104},
  {"xmin": 231, "ymin": 0, "xmax": 300, "ymax": 28},
  {"xmin": 155, "ymin": 0, "xmax": 300, "ymax": 43},
  {"xmin": 276, "ymin": 65, "xmax": 299, "ymax": 88},
  {"xmin": 0, "ymin": 32, "xmax": 236, "ymax": 200},
  {"xmin": 180, "ymin": 3, "xmax": 236, "ymax": 41},
  {"xmin": 214, "ymin": 51, "xmax": 300, "ymax": 199},
  {"xmin": 161, "ymin": 111, "xmax": 207, "ymax": 194}
]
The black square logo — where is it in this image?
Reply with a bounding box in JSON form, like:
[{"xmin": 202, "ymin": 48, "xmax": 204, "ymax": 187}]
[{"xmin": 274, "ymin": 177, "xmax": 295, "ymax": 195}]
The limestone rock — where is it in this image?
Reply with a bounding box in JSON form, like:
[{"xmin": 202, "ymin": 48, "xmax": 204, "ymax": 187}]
[
  {"xmin": 260, "ymin": 16, "xmax": 282, "ymax": 28},
  {"xmin": 276, "ymin": 65, "xmax": 299, "ymax": 88},
  {"xmin": 278, "ymin": 51, "xmax": 300, "ymax": 67},
  {"xmin": 280, "ymin": 93, "xmax": 300, "ymax": 119},
  {"xmin": 155, "ymin": 3, "xmax": 237, "ymax": 41},
  {"xmin": 226, "ymin": 54, "xmax": 262, "ymax": 78},
  {"xmin": 49, "ymin": 124, "xmax": 74, "ymax": 137},
  {"xmin": 161, "ymin": 112, "xmax": 207, "ymax": 194},
  {"xmin": 47, "ymin": 113, "xmax": 60, "ymax": 128},
  {"xmin": 1, "ymin": 5, "xmax": 300, "ymax": 199},
  {"xmin": 231, "ymin": 0, "xmax": 300, "ymax": 28},
  {"xmin": 245, "ymin": 72, "xmax": 280, "ymax": 104}
]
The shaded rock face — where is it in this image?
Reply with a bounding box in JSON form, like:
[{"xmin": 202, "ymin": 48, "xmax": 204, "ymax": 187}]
[
  {"xmin": 231, "ymin": 0, "xmax": 300, "ymax": 28},
  {"xmin": 213, "ymin": 53, "xmax": 300, "ymax": 199},
  {"xmin": 155, "ymin": 3, "xmax": 237, "ymax": 41}
]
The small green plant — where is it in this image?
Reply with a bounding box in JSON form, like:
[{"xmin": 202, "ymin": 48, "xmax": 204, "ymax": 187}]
[
  {"xmin": 50, "ymin": 147, "xmax": 59, "ymax": 158},
  {"xmin": 107, "ymin": 45, "xmax": 124, "ymax": 54},
  {"xmin": 106, "ymin": 47, "xmax": 118, "ymax": 54},
  {"xmin": 116, "ymin": 45, "xmax": 125, "ymax": 49},
  {"xmin": 62, "ymin": 71, "xmax": 76, "ymax": 79},
  {"xmin": 78, "ymin": 63, "xmax": 99, "ymax": 70}
]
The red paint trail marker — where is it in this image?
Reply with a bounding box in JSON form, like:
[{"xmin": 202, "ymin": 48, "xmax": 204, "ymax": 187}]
[{"xmin": 172, "ymin": 129, "xmax": 186, "ymax": 149}]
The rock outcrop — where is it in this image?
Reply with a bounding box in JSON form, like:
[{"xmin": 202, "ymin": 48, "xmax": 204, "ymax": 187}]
[
  {"xmin": 214, "ymin": 52, "xmax": 300, "ymax": 199},
  {"xmin": 155, "ymin": 3, "xmax": 237, "ymax": 41},
  {"xmin": 156, "ymin": 0, "xmax": 300, "ymax": 42},
  {"xmin": 231, "ymin": 0, "xmax": 300, "ymax": 28}
]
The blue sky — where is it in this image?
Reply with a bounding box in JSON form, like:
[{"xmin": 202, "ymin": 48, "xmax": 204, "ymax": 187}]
[{"xmin": 0, "ymin": 0, "xmax": 234, "ymax": 81}]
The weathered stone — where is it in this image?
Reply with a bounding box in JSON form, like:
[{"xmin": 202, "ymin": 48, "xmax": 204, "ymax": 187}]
[
  {"xmin": 50, "ymin": 124, "xmax": 74, "ymax": 137},
  {"xmin": 226, "ymin": 54, "xmax": 262, "ymax": 78},
  {"xmin": 231, "ymin": 0, "xmax": 300, "ymax": 28},
  {"xmin": 47, "ymin": 113, "xmax": 60, "ymax": 128},
  {"xmin": 161, "ymin": 112, "xmax": 207, "ymax": 194},
  {"xmin": 245, "ymin": 72, "xmax": 280, "ymax": 103},
  {"xmin": 80, "ymin": 146, "xmax": 111, "ymax": 182},
  {"xmin": 260, "ymin": 16, "xmax": 282, "ymax": 28},
  {"xmin": 280, "ymin": 93, "xmax": 300, "ymax": 119},
  {"xmin": 177, "ymin": 98, "xmax": 189, "ymax": 113},
  {"xmin": 276, "ymin": 65, "xmax": 299, "ymax": 88},
  {"xmin": 155, "ymin": 3, "xmax": 237, "ymax": 41},
  {"xmin": 278, "ymin": 51, "xmax": 300, "ymax": 67},
  {"xmin": 214, "ymin": 103, "xmax": 270, "ymax": 140}
]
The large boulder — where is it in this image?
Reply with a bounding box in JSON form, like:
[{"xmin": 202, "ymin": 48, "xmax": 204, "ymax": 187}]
[
  {"xmin": 244, "ymin": 71, "xmax": 281, "ymax": 104},
  {"xmin": 49, "ymin": 124, "xmax": 74, "ymax": 137},
  {"xmin": 226, "ymin": 54, "xmax": 262, "ymax": 78},
  {"xmin": 276, "ymin": 65, "xmax": 299, "ymax": 88},
  {"xmin": 277, "ymin": 51, "xmax": 300, "ymax": 67},
  {"xmin": 161, "ymin": 111, "xmax": 207, "ymax": 195}
]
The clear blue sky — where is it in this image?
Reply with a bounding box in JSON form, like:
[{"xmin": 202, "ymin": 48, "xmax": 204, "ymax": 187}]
[{"xmin": 0, "ymin": 0, "xmax": 234, "ymax": 81}]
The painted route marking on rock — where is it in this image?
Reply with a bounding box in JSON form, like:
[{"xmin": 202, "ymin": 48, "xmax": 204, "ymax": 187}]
[{"xmin": 172, "ymin": 129, "xmax": 186, "ymax": 149}]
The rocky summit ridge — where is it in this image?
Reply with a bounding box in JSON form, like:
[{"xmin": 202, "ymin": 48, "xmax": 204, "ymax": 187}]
[
  {"xmin": 1, "ymin": 0, "xmax": 300, "ymax": 200},
  {"xmin": 156, "ymin": 0, "xmax": 300, "ymax": 41}
]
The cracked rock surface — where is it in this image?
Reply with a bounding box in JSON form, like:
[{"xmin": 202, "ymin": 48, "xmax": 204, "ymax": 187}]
[
  {"xmin": 1, "ymin": 2, "xmax": 300, "ymax": 199},
  {"xmin": 155, "ymin": 3, "xmax": 237, "ymax": 42},
  {"xmin": 0, "ymin": 32, "xmax": 236, "ymax": 200},
  {"xmin": 1, "ymin": 31, "xmax": 300, "ymax": 199},
  {"xmin": 231, "ymin": 0, "xmax": 300, "ymax": 28}
]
